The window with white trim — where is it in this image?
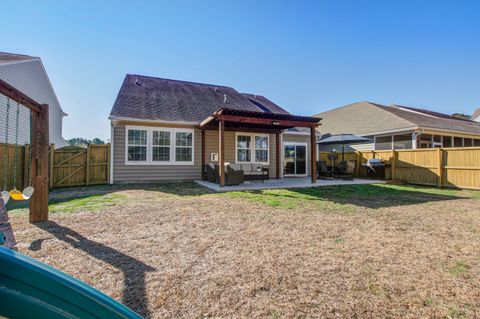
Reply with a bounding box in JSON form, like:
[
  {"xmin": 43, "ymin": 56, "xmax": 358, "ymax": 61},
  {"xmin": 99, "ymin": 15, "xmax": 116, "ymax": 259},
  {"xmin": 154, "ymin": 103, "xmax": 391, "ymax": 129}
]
[
  {"xmin": 175, "ymin": 131, "xmax": 193, "ymax": 162},
  {"xmin": 125, "ymin": 126, "xmax": 194, "ymax": 165},
  {"xmin": 255, "ymin": 136, "xmax": 269, "ymax": 163},
  {"xmin": 127, "ymin": 129, "xmax": 147, "ymax": 161},
  {"xmin": 236, "ymin": 133, "xmax": 269, "ymax": 164},
  {"xmin": 152, "ymin": 130, "xmax": 170, "ymax": 162},
  {"xmin": 236, "ymin": 135, "xmax": 251, "ymax": 162}
]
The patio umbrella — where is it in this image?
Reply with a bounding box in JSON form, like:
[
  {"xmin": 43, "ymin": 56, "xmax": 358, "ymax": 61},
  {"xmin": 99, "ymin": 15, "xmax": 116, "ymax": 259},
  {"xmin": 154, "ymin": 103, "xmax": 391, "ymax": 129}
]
[{"xmin": 317, "ymin": 134, "xmax": 372, "ymax": 161}]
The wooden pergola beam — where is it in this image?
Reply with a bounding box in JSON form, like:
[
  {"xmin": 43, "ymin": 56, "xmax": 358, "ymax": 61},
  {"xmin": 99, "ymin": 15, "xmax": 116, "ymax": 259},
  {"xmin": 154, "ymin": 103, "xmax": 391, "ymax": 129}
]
[
  {"xmin": 216, "ymin": 114, "xmax": 317, "ymax": 129},
  {"xmin": 201, "ymin": 128, "xmax": 206, "ymax": 180},
  {"xmin": 310, "ymin": 126, "xmax": 317, "ymax": 184},
  {"xmin": 218, "ymin": 119, "xmax": 225, "ymax": 187}
]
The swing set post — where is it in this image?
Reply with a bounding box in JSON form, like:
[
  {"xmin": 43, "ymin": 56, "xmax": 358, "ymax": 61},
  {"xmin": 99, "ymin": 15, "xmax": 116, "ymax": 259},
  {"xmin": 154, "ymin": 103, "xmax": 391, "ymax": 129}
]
[
  {"xmin": 0, "ymin": 79, "xmax": 49, "ymax": 223},
  {"xmin": 29, "ymin": 104, "xmax": 49, "ymax": 223}
]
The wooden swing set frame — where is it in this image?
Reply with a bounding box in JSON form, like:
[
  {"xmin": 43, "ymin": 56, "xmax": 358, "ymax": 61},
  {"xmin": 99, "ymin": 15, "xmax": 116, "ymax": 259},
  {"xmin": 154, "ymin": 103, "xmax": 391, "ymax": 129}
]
[{"xmin": 0, "ymin": 79, "xmax": 49, "ymax": 223}]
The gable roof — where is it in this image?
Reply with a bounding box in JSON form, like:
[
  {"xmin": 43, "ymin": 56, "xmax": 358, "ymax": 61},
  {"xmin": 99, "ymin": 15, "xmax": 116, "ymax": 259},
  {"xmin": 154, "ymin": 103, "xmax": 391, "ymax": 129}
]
[
  {"xmin": 315, "ymin": 101, "xmax": 480, "ymax": 136},
  {"xmin": 314, "ymin": 101, "xmax": 416, "ymax": 136},
  {"xmin": 0, "ymin": 52, "xmax": 38, "ymax": 64},
  {"xmin": 109, "ymin": 74, "xmax": 290, "ymax": 123},
  {"xmin": 382, "ymin": 104, "xmax": 480, "ymax": 135}
]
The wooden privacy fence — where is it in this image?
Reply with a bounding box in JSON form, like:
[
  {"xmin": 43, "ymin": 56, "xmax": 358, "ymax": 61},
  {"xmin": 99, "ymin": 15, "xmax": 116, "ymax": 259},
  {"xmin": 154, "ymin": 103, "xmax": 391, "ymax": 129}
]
[
  {"xmin": 50, "ymin": 144, "xmax": 110, "ymax": 188},
  {"xmin": 0, "ymin": 143, "xmax": 27, "ymax": 191},
  {"xmin": 320, "ymin": 147, "xmax": 480, "ymax": 190}
]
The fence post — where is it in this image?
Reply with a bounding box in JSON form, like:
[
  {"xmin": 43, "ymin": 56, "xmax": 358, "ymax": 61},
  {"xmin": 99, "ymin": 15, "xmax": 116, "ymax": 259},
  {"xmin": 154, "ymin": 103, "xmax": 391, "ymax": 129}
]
[
  {"xmin": 49, "ymin": 144, "xmax": 55, "ymax": 189},
  {"xmin": 86, "ymin": 145, "xmax": 90, "ymax": 186},
  {"xmin": 107, "ymin": 143, "xmax": 111, "ymax": 185},
  {"xmin": 391, "ymin": 150, "xmax": 396, "ymax": 180},
  {"xmin": 437, "ymin": 148, "xmax": 443, "ymax": 188}
]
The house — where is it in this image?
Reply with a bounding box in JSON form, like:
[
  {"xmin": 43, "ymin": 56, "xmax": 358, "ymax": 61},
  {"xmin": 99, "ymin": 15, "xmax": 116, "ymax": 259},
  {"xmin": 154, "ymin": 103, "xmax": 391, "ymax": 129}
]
[
  {"xmin": 109, "ymin": 74, "xmax": 321, "ymax": 186},
  {"xmin": 0, "ymin": 52, "xmax": 68, "ymax": 147},
  {"xmin": 315, "ymin": 101, "xmax": 480, "ymax": 151},
  {"xmin": 473, "ymin": 108, "xmax": 480, "ymax": 122}
]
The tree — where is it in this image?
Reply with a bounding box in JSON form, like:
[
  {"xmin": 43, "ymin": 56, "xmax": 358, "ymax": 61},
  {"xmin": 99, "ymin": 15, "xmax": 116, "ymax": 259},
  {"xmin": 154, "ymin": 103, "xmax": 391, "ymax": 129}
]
[
  {"xmin": 67, "ymin": 137, "xmax": 105, "ymax": 146},
  {"xmin": 90, "ymin": 138, "xmax": 105, "ymax": 145}
]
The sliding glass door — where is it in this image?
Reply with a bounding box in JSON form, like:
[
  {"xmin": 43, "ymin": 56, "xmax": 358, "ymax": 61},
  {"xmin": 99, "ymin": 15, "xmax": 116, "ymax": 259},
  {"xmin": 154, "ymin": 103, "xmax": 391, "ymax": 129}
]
[{"xmin": 283, "ymin": 143, "xmax": 307, "ymax": 176}]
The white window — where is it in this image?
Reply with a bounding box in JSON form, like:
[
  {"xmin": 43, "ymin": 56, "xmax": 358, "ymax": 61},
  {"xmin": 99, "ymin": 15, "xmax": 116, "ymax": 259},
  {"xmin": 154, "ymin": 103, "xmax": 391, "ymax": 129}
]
[
  {"xmin": 255, "ymin": 136, "xmax": 269, "ymax": 163},
  {"xmin": 125, "ymin": 126, "xmax": 194, "ymax": 165},
  {"xmin": 236, "ymin": 133, "xmax": 269, "ymax": 164},
  {"xmin": 236, "ymin": 135, "xmax": 251, "ymax": 162},
  {"xmin": 127, "ymin": 129, "xmax": 148, "ymax": 161},
  {"xmin": 152, "ymin": 130, "xmax": 170, "ymax": 162},
  {"xmin": 175, "ymin": 131, "xmax": 193, "ymax": 162}
]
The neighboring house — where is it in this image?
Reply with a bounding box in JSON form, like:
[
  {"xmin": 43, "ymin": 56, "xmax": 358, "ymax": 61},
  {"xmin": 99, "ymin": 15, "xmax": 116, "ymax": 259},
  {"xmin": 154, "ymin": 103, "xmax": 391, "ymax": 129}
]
[
  {"xmin": 109, "ymin": 74, "xmax": 320, "ymax": 185},
  {"xmin": 315, "ymin": 101, "xmax": 480, "ymax": 151},
  {"xmin": 473, "ymin": 108, "xmax": 480, "ymax": 122},
  {"xmin": 0, "ymin": 51, "xmax": 68, "ymax": 147}
]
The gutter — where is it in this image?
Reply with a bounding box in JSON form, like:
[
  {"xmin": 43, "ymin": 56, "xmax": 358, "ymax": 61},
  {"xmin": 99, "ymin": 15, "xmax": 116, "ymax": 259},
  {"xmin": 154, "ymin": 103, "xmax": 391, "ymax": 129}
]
[{"xmin": 109, "ymin": 116, "xmax": 199, "ymax": 126}]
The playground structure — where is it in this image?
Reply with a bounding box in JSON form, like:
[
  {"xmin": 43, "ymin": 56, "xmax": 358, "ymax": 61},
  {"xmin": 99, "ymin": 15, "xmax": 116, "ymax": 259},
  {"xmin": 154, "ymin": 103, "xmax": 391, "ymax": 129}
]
[
  {"xmin": 0, "ymin": 246, "xmax": 143, "ymax": 318},
  {"xmin": 0, "ymin": 78, "xmax": 49, "ymax": 223}
]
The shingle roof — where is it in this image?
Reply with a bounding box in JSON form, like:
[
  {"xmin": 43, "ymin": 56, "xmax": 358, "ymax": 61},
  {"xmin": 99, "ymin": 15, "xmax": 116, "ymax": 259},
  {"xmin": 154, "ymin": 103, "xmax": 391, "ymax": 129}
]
[
  {"xmin": 382, "ymin": 104, "xmax": 480, "ymax": 135},
  {"xmin": 0, "ymin": 52, "xmax": 37, "ymax": 64},
  {"xmin": 314, "ymin": 101, "xmax": 415, "ymax": 136},
  {"xmin": 315, "ymin": 101, "xmax": 480, "ymax": 136},
  {"xmin": 110, "ymin": 74, "xmax": 290, "ymax": 123}
]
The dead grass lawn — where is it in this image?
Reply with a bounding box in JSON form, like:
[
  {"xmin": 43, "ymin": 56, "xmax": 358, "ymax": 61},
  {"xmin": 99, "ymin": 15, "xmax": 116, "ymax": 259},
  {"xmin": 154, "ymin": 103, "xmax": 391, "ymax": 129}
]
[{"xmin": 7, "ymin": 183, "xmax": 480, "ymax": 318}]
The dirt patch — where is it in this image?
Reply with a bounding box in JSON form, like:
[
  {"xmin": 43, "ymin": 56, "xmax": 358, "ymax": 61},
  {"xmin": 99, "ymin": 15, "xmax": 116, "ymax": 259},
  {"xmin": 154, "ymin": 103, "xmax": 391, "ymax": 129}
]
[{"xmin": 8, "ymin": 183, "xmax": 480, "ymax": 318}]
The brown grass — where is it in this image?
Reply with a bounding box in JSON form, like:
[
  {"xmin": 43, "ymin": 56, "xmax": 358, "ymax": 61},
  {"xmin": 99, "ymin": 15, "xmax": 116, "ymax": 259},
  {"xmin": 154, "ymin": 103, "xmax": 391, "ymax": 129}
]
[{"xmin": 8, "ymin": 183, "xmax": 480, "ymax": 318}]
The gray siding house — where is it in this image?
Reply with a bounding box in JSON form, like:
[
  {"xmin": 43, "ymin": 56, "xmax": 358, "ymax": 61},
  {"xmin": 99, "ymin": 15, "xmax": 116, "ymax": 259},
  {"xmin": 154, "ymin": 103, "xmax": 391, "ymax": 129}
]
[
  {"xmin": 0, "ymin": 51, "xmax": 68, "ymax": 147},
  {"xmin": 315, "ymin": 101, "xmax": 480, "ymax": 151},
  {"xmin": 109, "ymin": 75, "xmax": 320, "ymax": 185}
]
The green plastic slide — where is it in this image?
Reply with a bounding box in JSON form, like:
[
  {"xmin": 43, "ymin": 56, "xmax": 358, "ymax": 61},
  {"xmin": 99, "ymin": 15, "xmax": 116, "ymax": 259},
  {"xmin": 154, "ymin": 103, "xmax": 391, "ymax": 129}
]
[{"xmin": 0, "ymin": 246, "xmax": 143, "ymax": 319}]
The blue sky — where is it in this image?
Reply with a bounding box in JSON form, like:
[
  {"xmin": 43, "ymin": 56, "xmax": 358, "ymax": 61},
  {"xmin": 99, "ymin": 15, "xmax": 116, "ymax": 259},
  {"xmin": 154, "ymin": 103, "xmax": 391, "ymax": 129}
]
[{"xmin": 2, "ymin": 0, "xmax": 479, "ymax": 140}]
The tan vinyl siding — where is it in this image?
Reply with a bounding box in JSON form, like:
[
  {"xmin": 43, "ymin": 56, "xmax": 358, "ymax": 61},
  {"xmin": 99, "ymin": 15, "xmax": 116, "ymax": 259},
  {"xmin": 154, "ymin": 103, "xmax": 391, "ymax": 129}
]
[
  {"xmin": 204, "ymin": 130, "xmax": 278, "ymax": 178},
  {"xmin": 112, "ymin": 122, "xmax": 280, "ymax": 182},
  {"xmin": 282, "ymin": 133, "xmax": 312, "ymax": 176},
  {"xmin": 112, "ymin": 123, "xmax": 202, "ymax": 183}
]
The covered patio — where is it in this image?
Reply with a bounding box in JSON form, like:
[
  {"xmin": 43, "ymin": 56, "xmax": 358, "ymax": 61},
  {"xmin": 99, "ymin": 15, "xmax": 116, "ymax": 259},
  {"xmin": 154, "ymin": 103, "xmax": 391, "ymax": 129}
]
[
  {"xmin": 199, "ymin": 108, "xmax": 321, "ymax": 187},
  {"xmin": 196, "ymin": 177, "xmax": 383, "ymax": 192}
]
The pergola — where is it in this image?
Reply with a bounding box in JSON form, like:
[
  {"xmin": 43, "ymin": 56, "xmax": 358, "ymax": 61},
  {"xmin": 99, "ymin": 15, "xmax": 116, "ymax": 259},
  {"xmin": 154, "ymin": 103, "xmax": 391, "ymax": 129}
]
[{"xmin": 199, "ymin": 108, "xmax": 321, "ymax": 187}]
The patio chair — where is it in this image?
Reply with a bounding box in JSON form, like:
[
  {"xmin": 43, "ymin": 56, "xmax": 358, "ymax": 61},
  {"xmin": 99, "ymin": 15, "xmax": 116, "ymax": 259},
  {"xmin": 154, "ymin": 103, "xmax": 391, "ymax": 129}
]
[
  {"xmin": 317, "ymin": 161, "xmax": 332, "ymax": 179},
  {"xmin": 337, "ymin": 160, "xmax": 356, "ymax": 180},
  {"xmin": 205, "ymin": 163, "xmax": 218, "ymax": 183},
  {"xmin": 225, "ymin": 164, "xmax": 245, "ymax": 186}
]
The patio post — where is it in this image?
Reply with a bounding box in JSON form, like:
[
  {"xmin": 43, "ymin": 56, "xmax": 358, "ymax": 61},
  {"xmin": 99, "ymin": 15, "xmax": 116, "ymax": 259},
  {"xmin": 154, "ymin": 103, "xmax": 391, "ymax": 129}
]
[
  {"xmin": 276, "ymin": 132, "xmax": 280, "ymax": 179},
  {"xmin": 201, "ymin": 128, "xmax": 206, "ymax": 180},
  {"xmin": 219, "ymin": 119, "xmax": 225, "ymax": 187},
  {"xmin": 310, "ymin": 125, "xmax": 317, "ymax": 184}
]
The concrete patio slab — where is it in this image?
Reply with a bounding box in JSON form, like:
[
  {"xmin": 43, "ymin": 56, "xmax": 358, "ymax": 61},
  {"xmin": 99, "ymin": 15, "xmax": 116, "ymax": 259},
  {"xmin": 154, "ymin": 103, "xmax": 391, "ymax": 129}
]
[{"xmin": 195, "ymin": 177, "xmax": 384, "ymax": 192}]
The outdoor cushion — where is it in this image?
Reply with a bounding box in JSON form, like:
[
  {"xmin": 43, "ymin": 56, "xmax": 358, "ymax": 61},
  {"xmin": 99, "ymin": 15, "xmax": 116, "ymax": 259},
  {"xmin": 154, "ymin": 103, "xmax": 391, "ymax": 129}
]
[
  {"xmin": 229, "ymin": 164, "xmax": 242, "ymax": 170},
  {"xmin": 241, "ymin": 164, "xmax": 252, "ymax": 173}
]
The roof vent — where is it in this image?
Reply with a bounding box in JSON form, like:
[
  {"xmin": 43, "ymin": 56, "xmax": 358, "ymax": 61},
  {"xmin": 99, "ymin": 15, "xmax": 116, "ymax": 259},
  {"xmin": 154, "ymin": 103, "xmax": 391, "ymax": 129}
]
[
  {"xmin": 135, "ymin": 78, "xmax": 141, "ymax": 86},
  {"xmin": 223, "ymin": 94, "xmax": 227, "ymax": 104}
]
